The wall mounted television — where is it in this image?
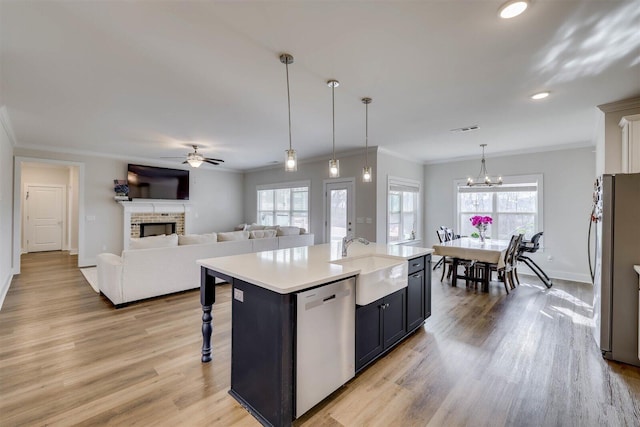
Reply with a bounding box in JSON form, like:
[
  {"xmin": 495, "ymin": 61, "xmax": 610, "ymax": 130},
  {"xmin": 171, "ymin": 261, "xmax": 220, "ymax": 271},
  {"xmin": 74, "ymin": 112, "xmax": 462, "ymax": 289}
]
[{"xmin": 127, "ymin": 164, "xmax": 190, "ymax": 200}]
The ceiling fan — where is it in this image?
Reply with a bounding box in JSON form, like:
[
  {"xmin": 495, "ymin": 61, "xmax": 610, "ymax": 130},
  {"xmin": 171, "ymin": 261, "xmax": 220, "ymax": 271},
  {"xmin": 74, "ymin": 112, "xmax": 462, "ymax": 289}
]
[{"xmin": 162, "ymin": 145, "xmax": 225, "ymax": 168}]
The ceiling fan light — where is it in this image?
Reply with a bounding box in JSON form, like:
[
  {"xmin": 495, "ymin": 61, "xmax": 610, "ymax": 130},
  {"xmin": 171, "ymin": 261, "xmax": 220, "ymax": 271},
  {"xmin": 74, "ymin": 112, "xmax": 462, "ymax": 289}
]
[
  {"xmin": 285, "ymin": 149, "xmax": 297, "ymax": 172},
  {"xmin": 499, "ymin": 0, "xmax": 528, "ymax": 19},
  {"xmin": 187, "ymin": 158, "xmax": 203, "ymax": 168}
]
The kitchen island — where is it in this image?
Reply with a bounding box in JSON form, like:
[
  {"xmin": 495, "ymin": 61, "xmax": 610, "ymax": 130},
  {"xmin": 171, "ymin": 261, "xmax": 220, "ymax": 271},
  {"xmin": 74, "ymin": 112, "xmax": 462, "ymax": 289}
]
[{"xmin": 198, "ymin": 242, "xmax": 433, "ymax": 427}]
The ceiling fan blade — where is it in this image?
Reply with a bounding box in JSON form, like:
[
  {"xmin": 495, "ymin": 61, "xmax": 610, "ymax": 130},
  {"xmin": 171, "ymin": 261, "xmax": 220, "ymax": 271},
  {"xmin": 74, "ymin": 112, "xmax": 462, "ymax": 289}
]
[
  {"xmin": 160, "ymin": 156, "xmax": 187, "ymax": 159},
  {"xmin": 204, "ymin": 159, "xmax": 220, "ymax": 165},
  {"xmin": 205, "ymin": 158, "xmax": 225, "ymax": 163}
]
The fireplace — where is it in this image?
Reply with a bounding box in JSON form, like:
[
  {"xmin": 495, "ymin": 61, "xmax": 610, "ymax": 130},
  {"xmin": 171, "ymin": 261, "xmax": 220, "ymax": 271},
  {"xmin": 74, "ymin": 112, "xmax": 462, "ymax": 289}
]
[
  {"xmin": 118, "ymin": 200, "xmax": 191, "ymax": 250},
  {"xmin": 140, "ymin": 222, "xmax": 176, "ymax": 237}
]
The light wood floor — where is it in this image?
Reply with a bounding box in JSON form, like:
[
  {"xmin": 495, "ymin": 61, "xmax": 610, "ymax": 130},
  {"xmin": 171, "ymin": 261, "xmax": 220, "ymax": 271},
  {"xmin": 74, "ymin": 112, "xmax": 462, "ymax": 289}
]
[{"xmin": 1, "ymin": 252, "xmax": 639, "ymax": 426}]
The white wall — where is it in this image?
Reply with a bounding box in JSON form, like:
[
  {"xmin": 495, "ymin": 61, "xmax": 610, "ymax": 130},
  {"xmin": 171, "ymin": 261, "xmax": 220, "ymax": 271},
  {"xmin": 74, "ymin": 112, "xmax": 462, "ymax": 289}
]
[
  {"xmin": 424, "ymin": 146, "xmax": 595, "ymax": 283},
  {"xmin": 13, "ymin": 148, "xmax": 244, "ymax": 266},
  {"xmin": 244, "ymin": 149, "xmax": 378, "ymax": 243},
  {"xmin": 376, "ymin": 149, "xmax": 425, "ymax": 244},
  {"xmin": 0, "ymin": 111, "xmax": 15, "ymax": 308}
]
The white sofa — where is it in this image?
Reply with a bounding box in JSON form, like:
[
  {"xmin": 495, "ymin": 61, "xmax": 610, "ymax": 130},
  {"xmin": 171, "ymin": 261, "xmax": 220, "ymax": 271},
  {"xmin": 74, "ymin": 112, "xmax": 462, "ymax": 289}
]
[{"xmin": 97, "ymin": 231, "xmax": 314, "ymax": 306}]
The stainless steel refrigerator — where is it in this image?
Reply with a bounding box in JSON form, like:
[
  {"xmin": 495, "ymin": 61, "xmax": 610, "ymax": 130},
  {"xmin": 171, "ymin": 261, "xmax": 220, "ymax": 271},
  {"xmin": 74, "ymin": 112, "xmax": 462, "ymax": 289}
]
[{"xmin": 592, "ymin": 173, "xmax": 640, "ymax": 367}]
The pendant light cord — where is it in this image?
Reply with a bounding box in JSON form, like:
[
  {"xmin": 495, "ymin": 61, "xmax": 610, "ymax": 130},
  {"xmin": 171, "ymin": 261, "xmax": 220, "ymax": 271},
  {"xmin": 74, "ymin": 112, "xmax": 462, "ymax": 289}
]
[
  {"xmin": 365, "ymin": 102, "xmax": 369, "ymax": 167},
  {"xmin": 332, "ymin": 84, "xmax": 335, "ymax": 160},
  {"xmin": 286, "ymin": 61, "xmax": 292, "ymax": 151}
]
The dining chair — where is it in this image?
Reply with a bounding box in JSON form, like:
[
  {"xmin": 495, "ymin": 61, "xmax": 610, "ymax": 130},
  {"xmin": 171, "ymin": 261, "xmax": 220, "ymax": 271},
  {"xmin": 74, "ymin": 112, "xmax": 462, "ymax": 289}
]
[
  {"xmin": 488, "ymin": 234, "xmax": 523, "ymax": 294},
  {"xmin": 433, "ymin": 229, "xmax": 446, "ymax": 271}
]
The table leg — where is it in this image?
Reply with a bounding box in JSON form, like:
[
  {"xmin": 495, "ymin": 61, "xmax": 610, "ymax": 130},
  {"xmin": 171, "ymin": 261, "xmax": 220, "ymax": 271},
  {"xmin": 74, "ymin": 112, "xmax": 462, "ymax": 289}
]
[
  {"xmin": 200, "ymin": 268, "xmax": 216, "ymax": 363},
  {"xmin": 452, "ymin": 258, "xmax": 458, "ymax": 287},
  {"xmin": 482, "ymin": 263, "xmax": 490, "ymax": 292}
]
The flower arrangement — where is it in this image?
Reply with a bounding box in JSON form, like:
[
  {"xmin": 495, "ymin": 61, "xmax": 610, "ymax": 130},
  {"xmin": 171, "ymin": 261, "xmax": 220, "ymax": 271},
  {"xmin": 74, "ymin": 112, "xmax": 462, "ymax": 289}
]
[{"xmin": 470, "ymin": 215, "xmax": 492, "ymax": 242}]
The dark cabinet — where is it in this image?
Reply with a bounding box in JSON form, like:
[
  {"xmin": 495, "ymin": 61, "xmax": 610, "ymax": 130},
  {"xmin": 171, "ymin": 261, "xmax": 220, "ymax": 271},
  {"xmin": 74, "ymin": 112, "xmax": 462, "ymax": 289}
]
[
  {"xmin": 355, "ymin": 254, "xmax": 432, "ymax": 373},
  {"xmin": 406, "ymin": 269, "xmax": 425, "ymax": 331},
  {"xmin": 356, "ymin": 288, "xmax": 407, "ymax": 371}
]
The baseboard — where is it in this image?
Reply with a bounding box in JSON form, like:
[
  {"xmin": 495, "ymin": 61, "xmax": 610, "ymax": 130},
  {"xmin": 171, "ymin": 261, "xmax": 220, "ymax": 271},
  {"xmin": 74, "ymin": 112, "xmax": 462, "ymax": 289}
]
[
  {"xmin": 69, "ymin": 248, "xmax": 78, "ymax": 255},
  {"xmin": 518, "ymin": 264, "xmax": 591, "ymax": 284},
  {"xmin": 79, "ymin": 256, "xmax": 96, "ymax": 268},
  {"xmin": 0, "ymin": 272, "xmax": 13, "ymax": 311}
]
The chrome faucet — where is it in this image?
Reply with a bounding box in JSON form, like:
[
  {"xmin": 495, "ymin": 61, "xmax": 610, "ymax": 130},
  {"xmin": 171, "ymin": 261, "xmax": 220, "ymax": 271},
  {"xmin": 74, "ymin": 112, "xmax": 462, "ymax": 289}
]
[{"xmin": 342, "ymin": 235, "xmax": 370, "ymax": 257}]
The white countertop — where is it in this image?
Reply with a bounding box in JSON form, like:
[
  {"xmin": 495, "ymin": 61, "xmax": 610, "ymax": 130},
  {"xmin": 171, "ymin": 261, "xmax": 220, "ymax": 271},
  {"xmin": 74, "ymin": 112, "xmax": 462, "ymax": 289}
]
[
  {"xmin": 197, "ymin": 242, "xmax": 433, "ymax": 294},
  {"xmin": 635, "ymin": 265, "xmax": 640, "ymax": 275}
]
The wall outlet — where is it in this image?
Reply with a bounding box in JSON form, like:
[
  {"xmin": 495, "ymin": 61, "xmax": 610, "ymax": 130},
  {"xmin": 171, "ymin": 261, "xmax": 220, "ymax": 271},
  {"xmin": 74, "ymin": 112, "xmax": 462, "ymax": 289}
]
[
  {"xmin": 365, "ymin": 217, "xmax": 372, "ymax": 224},
  {"xmin": 86, "ymin": 215, "xmax": 96, "ymax": 221},
  {"xmin": 356, "ymin": 217, "xmax": 364, "ymax": 224},
  {"xmin": 547, "ymin": 255, "xmax": 553, "ymax": 262}
]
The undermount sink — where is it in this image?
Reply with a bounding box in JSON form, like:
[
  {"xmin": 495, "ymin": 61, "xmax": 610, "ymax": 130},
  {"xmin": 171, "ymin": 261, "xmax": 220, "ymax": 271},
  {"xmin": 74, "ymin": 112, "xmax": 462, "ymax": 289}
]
[{"xmin": 330, "ymin": 255, "xmax": 408, "ymax": 305}]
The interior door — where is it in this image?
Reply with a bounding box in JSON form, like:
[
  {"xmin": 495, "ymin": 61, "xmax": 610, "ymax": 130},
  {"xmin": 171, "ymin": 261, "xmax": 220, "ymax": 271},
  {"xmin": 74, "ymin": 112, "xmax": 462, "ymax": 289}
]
[
  {"xmin": 26, "ymin": 185, "xmax": 64, "ymax": 252},
  {"xmin": 325, "ymin": 180, "xmax": 355, "ymax": 243}
]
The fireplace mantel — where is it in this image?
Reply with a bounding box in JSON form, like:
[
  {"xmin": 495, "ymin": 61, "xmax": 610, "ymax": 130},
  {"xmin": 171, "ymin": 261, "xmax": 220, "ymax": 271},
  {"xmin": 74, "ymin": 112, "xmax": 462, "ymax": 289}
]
[{"xmin": 119, "ymin": 201, "xmax": 192, "ymax": 250}]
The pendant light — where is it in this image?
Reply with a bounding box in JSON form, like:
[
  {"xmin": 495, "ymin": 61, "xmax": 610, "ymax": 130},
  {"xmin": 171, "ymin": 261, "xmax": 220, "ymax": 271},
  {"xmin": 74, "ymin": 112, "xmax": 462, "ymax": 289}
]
[
  {"xmin": 327, "ymin": 80, "xmax": 340, "ymax": 178},
  {"xmin": 362, "ymin": 97, "xmax": 372, "ymax": 182},
  {"xmin": 467, "ymin": 144, "xmax": 503, "ymax": 187},
  {"xmin": 280, "ymin": 53, "xmax": 297, "ymax": 172}
]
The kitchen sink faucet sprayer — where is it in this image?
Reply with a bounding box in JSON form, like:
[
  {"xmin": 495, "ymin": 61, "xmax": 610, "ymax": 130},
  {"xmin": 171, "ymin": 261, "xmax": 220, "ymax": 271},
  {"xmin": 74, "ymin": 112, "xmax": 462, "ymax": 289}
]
[{"xmin": 342, "ymin": 235, "xmax": 370, "ymax": 257}]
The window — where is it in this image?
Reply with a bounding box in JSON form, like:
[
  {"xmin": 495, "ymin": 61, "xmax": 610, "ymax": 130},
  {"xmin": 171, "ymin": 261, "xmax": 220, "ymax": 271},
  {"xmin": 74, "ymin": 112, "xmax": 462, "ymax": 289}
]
[
  {"xmin": 388, "ymin": 177, "xmax": 420, "ymax": 243},
  {"xmin": 257, "ymin": 181, "xmax": 310, "ymax": 230},
  {"xmin": 456, "ymin": 174, "xmax": 542, "ymax": 241}
]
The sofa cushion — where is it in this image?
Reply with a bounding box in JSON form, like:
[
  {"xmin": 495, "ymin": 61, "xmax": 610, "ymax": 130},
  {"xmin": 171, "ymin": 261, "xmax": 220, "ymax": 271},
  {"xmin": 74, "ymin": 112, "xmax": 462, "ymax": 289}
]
[
  {"xmin": 129, "ymin": 234, "xmax": 179, "ymax": 249},
  {"xmin": 178, "ymin": 233, "xmax": 218, "ymax": 245},
  {"xmin": 276, "ymin": 226, "xmax": 301, "ymax": 236},
  {"xmin": 218, "ymin": 231, "xmax": 250, "ymax": 242},
  {"xmin": 247, "ymin": 224, "xmax": 266, "ymax": 231},
  {"xmin": 249, "ymin": 229, "xmax": 277, "ymax": 239},
  {"xmin": 234, "ymin": 223, "xmax": 248, "ymax": 231}
]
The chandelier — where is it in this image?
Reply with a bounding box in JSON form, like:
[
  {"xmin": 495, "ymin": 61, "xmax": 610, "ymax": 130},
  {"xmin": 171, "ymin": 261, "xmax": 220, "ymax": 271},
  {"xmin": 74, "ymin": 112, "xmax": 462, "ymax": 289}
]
[{"xmin": 467, "ymin": 144, "xmax": 502, "ymax": 187}]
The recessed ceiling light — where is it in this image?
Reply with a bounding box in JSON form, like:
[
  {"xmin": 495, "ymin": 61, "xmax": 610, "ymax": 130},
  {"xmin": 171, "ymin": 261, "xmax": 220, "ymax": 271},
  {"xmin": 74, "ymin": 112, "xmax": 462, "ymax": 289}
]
[
  {"xmin": 498, "ymin": 0, "xmax": 529, "ymax": 19},
  {"xmin": 531, "ymin": 91, "xmax": 550, "ymax": 100}
]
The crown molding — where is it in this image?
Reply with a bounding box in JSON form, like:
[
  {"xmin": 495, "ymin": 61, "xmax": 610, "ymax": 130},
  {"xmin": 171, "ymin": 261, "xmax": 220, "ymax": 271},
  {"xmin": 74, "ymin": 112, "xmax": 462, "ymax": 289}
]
[
  {"xmin": 0, "ymin": 106, "xmax": 17, "ymax": 146},
  {"xmin": 378, "ymin": 146, "xmax": 426, "ymax": 165},
  {"xmin": 424, "ymin": 141, "xmax": 594, "ymax": 165},
  {"xmin": 597, "ymin": 96, "xmax": 640, "ymax": 113},
  {"xmin": 14, "ymin": 142, "xmax": 243, "ymax": 173}
]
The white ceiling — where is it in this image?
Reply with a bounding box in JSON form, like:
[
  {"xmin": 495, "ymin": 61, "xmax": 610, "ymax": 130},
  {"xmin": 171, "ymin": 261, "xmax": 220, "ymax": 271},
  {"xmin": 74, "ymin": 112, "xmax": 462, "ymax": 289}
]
[{"xmin": 2, "ymin": 1, "xmax": 639, "ymax": 171}]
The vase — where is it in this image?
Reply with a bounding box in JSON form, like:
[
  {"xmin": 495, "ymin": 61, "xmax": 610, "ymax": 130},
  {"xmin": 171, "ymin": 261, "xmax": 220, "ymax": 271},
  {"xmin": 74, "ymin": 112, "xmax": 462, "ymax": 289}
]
[{"xmin": 477, "ymin": 225, "xmax": 486, "ymax": 243}]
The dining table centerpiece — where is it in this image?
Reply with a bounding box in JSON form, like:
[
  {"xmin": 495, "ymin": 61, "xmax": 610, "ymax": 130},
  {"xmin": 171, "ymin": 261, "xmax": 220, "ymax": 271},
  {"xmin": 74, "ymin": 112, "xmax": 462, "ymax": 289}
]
[{"xmin": 470, "ymin": 215, "xmax": 492, "ymax": 243}]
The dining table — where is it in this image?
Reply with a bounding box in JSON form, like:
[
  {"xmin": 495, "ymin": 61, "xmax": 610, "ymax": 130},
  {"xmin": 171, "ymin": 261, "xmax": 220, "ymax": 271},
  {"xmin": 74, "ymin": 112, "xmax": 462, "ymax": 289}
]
[{"xmin": 432, "ymin": 237, "xmax": 510, "ymax": 291}]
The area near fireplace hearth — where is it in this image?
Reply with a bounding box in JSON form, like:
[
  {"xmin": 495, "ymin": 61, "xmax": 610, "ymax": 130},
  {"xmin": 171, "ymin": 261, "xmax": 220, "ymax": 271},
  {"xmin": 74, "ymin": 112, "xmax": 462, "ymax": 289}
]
[{"xmin": 118, "ymin": 201, "xmax": 191, "ymax": 250}]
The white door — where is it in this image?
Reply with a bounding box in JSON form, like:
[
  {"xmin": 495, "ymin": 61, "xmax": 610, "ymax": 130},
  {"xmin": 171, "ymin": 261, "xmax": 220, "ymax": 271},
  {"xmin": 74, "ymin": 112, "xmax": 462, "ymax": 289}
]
[
  {"xmin": 26, "ymin": 185, "xmax": 64, "ymax": 252},
  {"xmin": 325, "ymin": 180, "xmax": 355, "ymax": 243}
]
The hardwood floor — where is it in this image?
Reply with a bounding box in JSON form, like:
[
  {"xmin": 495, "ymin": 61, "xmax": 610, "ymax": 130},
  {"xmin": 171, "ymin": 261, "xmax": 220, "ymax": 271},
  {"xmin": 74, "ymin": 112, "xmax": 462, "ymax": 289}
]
[{"xmin": 1, "ymin": 252, "xmax": 639, "ymax": 426}]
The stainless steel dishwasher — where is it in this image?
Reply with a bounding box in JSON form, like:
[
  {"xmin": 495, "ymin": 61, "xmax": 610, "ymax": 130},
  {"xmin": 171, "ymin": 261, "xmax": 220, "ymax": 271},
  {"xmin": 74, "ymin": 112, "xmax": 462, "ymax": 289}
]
[{"xmin": 296, "ymin": 277, "xmax": 355, "ymax": 418}]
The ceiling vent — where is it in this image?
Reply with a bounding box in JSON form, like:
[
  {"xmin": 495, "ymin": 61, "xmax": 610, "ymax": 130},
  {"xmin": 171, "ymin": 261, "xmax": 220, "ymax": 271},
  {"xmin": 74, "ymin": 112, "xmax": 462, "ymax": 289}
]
[{"xmin": 450, "ymin": 125, "xmax": 480, "ymax": 133}]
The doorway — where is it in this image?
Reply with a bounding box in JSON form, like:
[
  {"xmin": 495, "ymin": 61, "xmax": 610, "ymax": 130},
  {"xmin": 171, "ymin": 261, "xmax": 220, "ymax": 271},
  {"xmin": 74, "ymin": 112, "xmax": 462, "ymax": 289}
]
[
  {"xmin": 25, "ymin": 184, "xmax": 65, "ymax": 252},
  {"xmin": 324, "ymin": 179, "xmax": 355, "ymax": 243},
  {"xmin": 13, "ymin": 158, "xmax": 84, "ymax": 274}
]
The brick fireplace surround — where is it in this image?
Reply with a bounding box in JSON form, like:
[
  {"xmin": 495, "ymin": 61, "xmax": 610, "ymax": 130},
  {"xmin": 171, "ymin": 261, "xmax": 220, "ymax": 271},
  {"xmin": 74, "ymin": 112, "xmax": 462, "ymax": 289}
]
[{"xmin": 119, "ymin": 201, "xmax": 191, "ymax": 250}]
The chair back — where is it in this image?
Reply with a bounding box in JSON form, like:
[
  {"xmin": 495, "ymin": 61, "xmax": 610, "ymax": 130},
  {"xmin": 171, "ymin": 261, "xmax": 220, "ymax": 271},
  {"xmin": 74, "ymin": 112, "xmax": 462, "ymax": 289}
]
[
  {"xmin": 505, "ymin": 234, "xmax": 523, "ymax": 268},
  {"xmin": 436, "ymin": 229, "xmax": 446, "ymax": 243},
  {"xmin": 444, "ymin": 227, "xmax": 456, "ymax": 241}
]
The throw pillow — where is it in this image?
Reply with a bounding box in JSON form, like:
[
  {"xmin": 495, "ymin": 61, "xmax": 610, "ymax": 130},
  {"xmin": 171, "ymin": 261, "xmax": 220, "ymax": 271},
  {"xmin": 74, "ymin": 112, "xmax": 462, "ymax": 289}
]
[
  {"xmin": 178, "ymin": 233, "xmax": 218, "ymax": 245},
  {"xmin": 234, "ymin": 223, "xmax": 248, "ymax": 231},
  {"xmin": 247, "ymin": 224, "xmax": 266, "ymax": 231},
  {"xmin": 217, "ymin": 231, "xmax": 250, "ymax": 242},
  {"xmin": 249, "ymin": 229, "xmax": 277, "ymax": 239},
  {"xmin": 129, "ymin": 234, "xmax": 179, "ymax": 249},
  {"xmin": 276, "ymin": 226, "xmax": 301, "ymax": 236}
]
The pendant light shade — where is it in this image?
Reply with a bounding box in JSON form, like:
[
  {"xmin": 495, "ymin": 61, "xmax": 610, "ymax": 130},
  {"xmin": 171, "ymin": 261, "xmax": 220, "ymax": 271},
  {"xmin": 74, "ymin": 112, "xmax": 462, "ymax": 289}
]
[
  {"xmin": 362, "ymin": 97, "xmax": 373, "ymax": 183},
  {"xmin": 328, "ymin": 79, "xmax": 340, "ymax": 178},
  {"xmin": 467, "ymin": 144, "xmax": 502, "ymax": 187},
  {"xmin": 280, "ymin": 53, "xmax": 297, "ymax": 172}
]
